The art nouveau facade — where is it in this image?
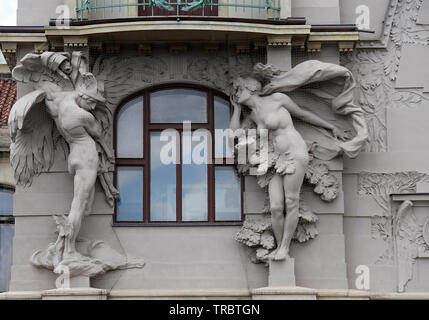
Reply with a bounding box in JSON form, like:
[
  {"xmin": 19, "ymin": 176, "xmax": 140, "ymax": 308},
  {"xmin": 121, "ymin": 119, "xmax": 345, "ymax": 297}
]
[{"xmin": 0, "ymin": 0, "xmax": 429, "ymax": 299}]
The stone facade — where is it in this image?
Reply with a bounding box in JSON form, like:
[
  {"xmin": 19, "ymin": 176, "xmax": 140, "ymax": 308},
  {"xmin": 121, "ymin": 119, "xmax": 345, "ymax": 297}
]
[{"xmin": 1, "ymin": 0, "xmax": 429, "ymax": 298}]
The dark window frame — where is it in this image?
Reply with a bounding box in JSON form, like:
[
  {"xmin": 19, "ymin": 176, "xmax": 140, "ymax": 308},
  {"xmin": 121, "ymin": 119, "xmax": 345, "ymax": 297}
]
[
  {"xmin": 0, "ymin": 186, "xmax": 14, "ymax": 225},
  {"xmin": 113, "ymin": 83, "xmax": 244, "ymax": 225}
]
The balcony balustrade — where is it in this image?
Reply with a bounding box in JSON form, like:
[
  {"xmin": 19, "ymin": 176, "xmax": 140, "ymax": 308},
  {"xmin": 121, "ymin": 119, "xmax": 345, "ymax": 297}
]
[{"xmin": 75, "ymin": 0, "xmax": 282, "ymax": 21}]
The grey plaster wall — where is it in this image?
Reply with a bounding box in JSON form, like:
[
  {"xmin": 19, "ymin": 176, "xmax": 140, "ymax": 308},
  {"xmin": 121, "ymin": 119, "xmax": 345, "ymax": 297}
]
[
  {"xmin": 339, "ymin": 0, "xmax": 429, "ymax": 293},
  {"xmin": 17, "ymin": 0, "xmax": 64, "ymax": 26},
  {"xmin": 292, "ymin": 0, "xmax": 340, "ymax": 24},
  {"xmin": 8, "ymin": 0, "xmax": 429, "ymax": 294}
]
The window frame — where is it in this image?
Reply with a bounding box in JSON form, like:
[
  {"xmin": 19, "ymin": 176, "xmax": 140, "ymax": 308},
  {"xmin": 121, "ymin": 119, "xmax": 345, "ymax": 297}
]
[
  {"xmin": 0, "ymin": 186, "xmax": 14, "ymax": 225},
  {"xmin": 113, "ymin": 83, "xmax": 244, "ymax": 226}
]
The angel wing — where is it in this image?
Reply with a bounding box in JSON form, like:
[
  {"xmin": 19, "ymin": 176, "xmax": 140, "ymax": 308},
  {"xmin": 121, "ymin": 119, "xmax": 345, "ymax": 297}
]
[{"xmin": 8, "ymin": 90, "xmax": 56, "ymax": 186}]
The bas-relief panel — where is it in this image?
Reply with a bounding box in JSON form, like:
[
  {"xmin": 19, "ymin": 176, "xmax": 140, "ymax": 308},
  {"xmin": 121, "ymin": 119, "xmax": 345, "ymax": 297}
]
[
  {"xmin": 358, "ymin": 172, "xmax": 429, "ymax": 292},
  {"xmin": 341, "ymin": 0, "xmax": 429, "ymax": 152}
]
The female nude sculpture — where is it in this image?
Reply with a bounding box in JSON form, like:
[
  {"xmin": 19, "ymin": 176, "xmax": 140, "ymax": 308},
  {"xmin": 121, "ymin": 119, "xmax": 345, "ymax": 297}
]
[{"xmin": 230, "ymin": 61, "xmax": 368, "ymax": 261}]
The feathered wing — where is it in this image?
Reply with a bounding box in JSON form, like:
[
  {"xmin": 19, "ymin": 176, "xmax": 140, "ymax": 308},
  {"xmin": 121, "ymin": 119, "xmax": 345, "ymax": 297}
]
[{"xmin": 8, "ymin": 90, "xmax": 56, "ymax": 186}]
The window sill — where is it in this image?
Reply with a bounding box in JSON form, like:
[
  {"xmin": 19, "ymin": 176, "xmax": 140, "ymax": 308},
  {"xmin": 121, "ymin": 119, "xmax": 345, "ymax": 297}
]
[
  {"xmin": 0, "ymin": 216, "xmax": 14, "ymax": 224},
  {"xmin": 112, "ymin": 221, "xmax": 243, "ymax": 227}
]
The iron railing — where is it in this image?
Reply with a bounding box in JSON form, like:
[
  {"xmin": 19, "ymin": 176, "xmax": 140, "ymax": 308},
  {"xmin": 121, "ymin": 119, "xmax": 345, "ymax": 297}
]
[{"xmin": 75, "ymin": 0, "xmax": 281, "ymax": 20}]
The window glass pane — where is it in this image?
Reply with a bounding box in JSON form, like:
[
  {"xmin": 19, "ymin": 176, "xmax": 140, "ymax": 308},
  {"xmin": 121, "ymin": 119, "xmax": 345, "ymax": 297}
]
[
  {"xmin": 0, "ymin": 189, "xmax": 13, "ymax": 215},
  {"xmin": 117, "ymin": 96, "xmax": 144, "ymax": 158},
  {"xmin": 0, "ymin": 224, "xmax": 14, "ymax": 292},
  {"xmin": 117, "ymin": 167, "xmax": 143, "ymax": 221},
  {"xmin": 182, "ymin": 130, "xmax": 208, "ymax": 221},
  {"xmin": 215, "ymin": 167, "xmax": 241, "ymax": 221},
  {"xmin": 214, "ymin": 96, "xmax": 232, "ymax": 158},
  {"xmin": 150, "ymin": 89, "xmax": 207, "ymax": 123},
  {"xmin": 150, "ymin": 132, "xmax": 177, "ymax": 221}
]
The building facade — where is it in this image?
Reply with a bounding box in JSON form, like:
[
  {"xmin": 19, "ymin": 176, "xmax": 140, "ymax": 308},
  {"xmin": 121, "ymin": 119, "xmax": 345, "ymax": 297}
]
[{"xmin": 0, "ymin": 0, "xmax": 429, "ymax": 299}]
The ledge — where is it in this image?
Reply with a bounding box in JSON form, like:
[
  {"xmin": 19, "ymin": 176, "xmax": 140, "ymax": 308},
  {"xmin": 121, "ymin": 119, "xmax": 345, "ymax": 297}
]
[
  {"xmin": 109, "ymin": 289, "xmax": 251, "ymax": 299},
  {"xmin": 0, "ymin": 33, "xmax": 47, "ymax": 43},
  {"xmin": 0, "ymin": 291, "xmax": 42, "ymax": 300},
  {"xmin": 44, "ymin": 20, "xmax": 311, "ymax": 37},
  {"xmin": 2, "ymin": 288, "xmax": 429, "ymax": 300},
  {"xmin": 49, "ymin": 17, "xmax": 307, "ymax": 27},
  {"xmin": 317, "ymin": 289, "xmax": 370, "ymax": 300},
  {"xmin": 391, "ymin": 193, "xmax": 429, "ymax": 202}
]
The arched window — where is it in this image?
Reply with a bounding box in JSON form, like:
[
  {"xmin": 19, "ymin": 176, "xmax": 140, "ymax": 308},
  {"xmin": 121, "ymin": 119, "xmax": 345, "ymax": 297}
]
[
  {"xmin": 0, "ymin": 187, "xmax": 14, "ymax": 292},
  {"xmin": 114, "ymin": 85, "xmax": 243, "ymax": 224}
]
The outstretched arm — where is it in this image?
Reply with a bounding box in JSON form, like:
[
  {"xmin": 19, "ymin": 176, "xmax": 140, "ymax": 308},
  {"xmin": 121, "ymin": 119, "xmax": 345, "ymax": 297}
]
[{"xmin": 280, "ymin": 94, "xmax": 350, "ymax": 141}]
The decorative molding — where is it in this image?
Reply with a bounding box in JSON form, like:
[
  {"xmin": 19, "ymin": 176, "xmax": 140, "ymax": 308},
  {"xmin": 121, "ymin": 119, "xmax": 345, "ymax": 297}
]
[
  {"xmin": 338, "ymin": 41, "xmax": 355, "ymax": 53},
  {"xmin": 357, "ymin": 0, "xmax": 399, "ymax": 49},
  {"xmin": 63, "ymin": 36, "xmax": 88, "ymax": 47},
  {"xmin": 358, "ymin": 172, "xmax": 429, "ymax": 292},
  {"xmin": 267, "ymin": 35, "xmax": 292, "ymax": 47},
  {"xmin": 307, "ymin": 41, "xmax": 321, "ymax": 53},
  {"xmin": 341, "ymin": 0, "xmax": 429, "ymax": 152},
  {"xmin": 0, "ymin": 42, "xmax": 17, "ymax": 68},
  {"xmin": 33, "ymin": 42, "xmax": 49, "ymax": 54}
]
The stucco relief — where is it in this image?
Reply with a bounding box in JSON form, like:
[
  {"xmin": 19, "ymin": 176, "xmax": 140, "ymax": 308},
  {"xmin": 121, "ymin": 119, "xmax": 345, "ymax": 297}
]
[
  {"xmin": 342, "ymin": 0, "xmax": 429, "ymax": 152},
  {"xmin": 92, "ymin": 50, "xmax": 261, "ymax": 116},
  {"xmin": 232, "ymin": 61, "xmax": 368, "ymax": 263},
  {"xmin": 9, "ymin": 51, "xmax": 144, "ymax": 279},
  {"xmin": 358, "ymin": 171, "xmax": 429, "ymax": 292}
]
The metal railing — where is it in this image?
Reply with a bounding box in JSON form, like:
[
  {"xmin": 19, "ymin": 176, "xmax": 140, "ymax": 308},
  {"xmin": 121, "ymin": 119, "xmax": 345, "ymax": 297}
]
[{"xmin": 75, "ymin": 0, "xmax": 281, "ymax": 20}]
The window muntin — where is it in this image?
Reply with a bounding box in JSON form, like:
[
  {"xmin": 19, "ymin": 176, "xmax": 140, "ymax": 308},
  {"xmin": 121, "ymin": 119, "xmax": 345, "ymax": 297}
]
[{"xmin": 115, "ymin": 85, "xmax": 243, "ymax": 224}]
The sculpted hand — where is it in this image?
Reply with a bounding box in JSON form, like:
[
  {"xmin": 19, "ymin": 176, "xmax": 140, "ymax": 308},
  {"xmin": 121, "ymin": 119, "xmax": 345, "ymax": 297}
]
[
  {"xmin": 331, "ymin": 127, "xmax": 352, "ymax": 141},
  {"xmin": 231, "ymin": 99, "xmax": 241, "ymax": 112}
]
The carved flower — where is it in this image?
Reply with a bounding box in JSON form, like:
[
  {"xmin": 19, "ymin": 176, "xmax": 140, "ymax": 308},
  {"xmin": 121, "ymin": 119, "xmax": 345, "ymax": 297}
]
[
  {"xmin": 260, "ymin": 231, "xmax": 275, "ymax": 250},
  {"xmin": 314, "ymin": 174, "xmax": 339, "ymax": 202},
  {"xmin": 235, "ymin": 228, "xmax": 261, "ymax": 247},
  {"xmin": 306, "ymin": 163, "xmax": 329, "ymax": 185},
  {"xmin": 255, "ymin": 248, "xmax": 270, "ymax": 262},
  {"xmin": 294, "ymin": 224, "xmax": 318, "ymax": 243}
]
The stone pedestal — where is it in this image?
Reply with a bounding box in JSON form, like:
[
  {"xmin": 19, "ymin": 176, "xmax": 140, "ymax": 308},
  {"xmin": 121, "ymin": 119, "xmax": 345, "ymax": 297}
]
[
  {"xmin": 69, "ymin": 275, "xmax": 90, "ymax": 288},
  {"xmin": 253, "ymin": 258, "xmax": 316, "ymax": 300},
  {"xmin": 268, "ymin": 258, "xmax": 296, "ymax": 287},
  {"xmin": 56, "ymin": 274, "xmax": 91, "ymax": 289}
]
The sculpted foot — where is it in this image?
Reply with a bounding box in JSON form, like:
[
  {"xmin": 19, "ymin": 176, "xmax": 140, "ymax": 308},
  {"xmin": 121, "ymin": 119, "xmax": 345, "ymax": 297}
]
[
  {"xmin": 273, "ymin": 247, "xmax": 290, "ymax": 261},
  {"xmin": 268, "ymin": 248, "xmax": 279, "ymax": 260}
]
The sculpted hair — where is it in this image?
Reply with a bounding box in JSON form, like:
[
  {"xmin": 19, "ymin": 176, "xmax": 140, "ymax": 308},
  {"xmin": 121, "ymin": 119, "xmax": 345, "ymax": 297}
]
[{"xmin": 233, "ymin": 76, "xmax": 262, "ymax": 94}]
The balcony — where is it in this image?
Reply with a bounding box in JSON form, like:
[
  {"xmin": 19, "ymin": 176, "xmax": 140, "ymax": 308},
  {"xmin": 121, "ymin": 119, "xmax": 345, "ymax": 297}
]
[{"xmin": 74, "ymin": 0, "xmax": 282, "ymax": 21}]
